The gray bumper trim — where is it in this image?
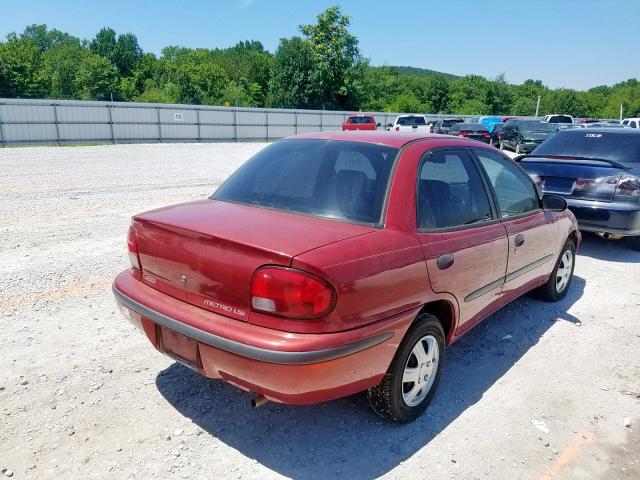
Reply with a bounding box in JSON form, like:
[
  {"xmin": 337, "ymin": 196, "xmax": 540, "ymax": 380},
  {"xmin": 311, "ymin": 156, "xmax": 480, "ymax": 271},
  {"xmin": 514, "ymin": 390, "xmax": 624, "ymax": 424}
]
[{"xmin": 112, "ymin": 285, "xmax": 394, "ymax": 365}]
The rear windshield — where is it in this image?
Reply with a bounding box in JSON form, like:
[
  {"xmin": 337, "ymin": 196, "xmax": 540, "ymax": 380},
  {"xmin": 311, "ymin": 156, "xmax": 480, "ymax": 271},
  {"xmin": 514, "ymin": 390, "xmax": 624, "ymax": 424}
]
[
  {"xmin": 442, "ymin": 119, "xmax": 463, "ymax": 127},
  {"xmin": 520, "ymin": 121, "xmax": 556, "ymax": 134},
  {"xmin": 533, "ymin": 131, "xmax": 640, "ymax": 164},
  {"xmin": 548, "ymin": 115, "xmax": 573, "ymax": 124},
  {"xmin": 348, "ymin": 116, "xmax": 374, "ymax": 124},
  {"xmin": 452, "ymin": 123, "xmax": 487, "ymax": 131},
  {"xmin": 397, "ymin": 116, "xmax": 426, "ymax": 125},
  {"xmin": 213, "ymin": 139, "xmax": 399, "ymax": 225}
]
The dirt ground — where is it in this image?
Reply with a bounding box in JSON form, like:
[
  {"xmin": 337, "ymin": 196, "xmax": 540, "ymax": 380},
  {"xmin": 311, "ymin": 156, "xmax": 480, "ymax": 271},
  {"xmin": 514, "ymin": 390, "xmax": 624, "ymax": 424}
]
[{"xmin": 1, "ymin": 142, "xmax": 639, "ymax": 480}]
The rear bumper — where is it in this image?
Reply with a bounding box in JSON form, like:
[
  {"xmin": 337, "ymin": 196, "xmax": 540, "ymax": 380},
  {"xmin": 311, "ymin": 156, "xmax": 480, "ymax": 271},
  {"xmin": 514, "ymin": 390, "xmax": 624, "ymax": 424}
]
[
  {"xmin": 113, "ymin": 270, "xmax": 414, "ymax": 404},
  {"xmin": 519, "ymin": 141, "xmax": 543, "ymax": 153},
  {"xmin": 566, "ymin": 198, "xmax": 640, "ymax": 236}
]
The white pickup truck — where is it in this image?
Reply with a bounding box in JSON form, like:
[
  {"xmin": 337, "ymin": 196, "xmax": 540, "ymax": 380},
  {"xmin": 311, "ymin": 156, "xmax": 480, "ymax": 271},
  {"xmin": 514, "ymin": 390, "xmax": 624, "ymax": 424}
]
[{"xmin": 387, "ymin": 114, "xmax": 431, "ymax": 132}]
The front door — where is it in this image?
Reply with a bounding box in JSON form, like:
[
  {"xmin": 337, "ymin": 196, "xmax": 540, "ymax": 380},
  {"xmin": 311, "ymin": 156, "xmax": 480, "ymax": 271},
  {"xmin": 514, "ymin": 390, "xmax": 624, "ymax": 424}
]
[
  {"xmin": 471, "ymin": 148, "xmax": 559, "ymax": 301},
  {"xmin": 415, "ymin": 148, "xmax": 509, "ymax": 335}
]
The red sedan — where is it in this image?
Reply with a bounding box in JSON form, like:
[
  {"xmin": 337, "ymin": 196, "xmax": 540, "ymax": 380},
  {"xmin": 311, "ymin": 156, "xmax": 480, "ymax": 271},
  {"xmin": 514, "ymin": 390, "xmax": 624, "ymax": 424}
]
[{"xmin": 113, "ymin": 132, "xmax": 580, "ymax": 422}]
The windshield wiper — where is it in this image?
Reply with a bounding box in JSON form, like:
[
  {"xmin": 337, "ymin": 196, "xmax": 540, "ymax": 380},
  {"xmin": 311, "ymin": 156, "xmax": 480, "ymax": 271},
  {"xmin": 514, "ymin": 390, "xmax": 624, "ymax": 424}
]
[{"xmin": 518, "ymin": 154, "xmax": 625, "ymax": 169}]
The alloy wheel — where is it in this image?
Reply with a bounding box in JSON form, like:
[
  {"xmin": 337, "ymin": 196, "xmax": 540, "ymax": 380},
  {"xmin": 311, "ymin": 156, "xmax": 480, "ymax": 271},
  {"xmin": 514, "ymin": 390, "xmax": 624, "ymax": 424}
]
[
  {"xmin": 556, "ymin": 250, "xmax": 573, "ymax": 293},
  {"xmin": 402, "ymin": 335, "xmax": 439, "ymax": 407}
]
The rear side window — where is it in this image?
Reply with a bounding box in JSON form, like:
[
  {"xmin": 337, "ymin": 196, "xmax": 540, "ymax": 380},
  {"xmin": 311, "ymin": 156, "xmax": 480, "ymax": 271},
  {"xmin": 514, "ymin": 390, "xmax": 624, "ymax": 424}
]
[
  {"xmin": 398, "ymin": 116, "xmax": 427, "ymax": 126},
  {"xmin": 473, "ymin": 149, "xmax": 539, "ymax": 217},
  {"xmin": 214, "ymin": 139, "xmax": 398, "ymax": 225},
  {"xmin": 417, "ymin": 149, "xmax": 493, "ymax": 229}
]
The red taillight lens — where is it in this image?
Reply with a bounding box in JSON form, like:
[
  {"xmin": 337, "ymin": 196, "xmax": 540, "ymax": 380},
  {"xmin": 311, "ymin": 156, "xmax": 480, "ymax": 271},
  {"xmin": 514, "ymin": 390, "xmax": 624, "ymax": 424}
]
[
  {"xmin": 615, "ymin": 174, "xmax": 640, "ymax": 197},
  {"xmin": 458, "ymin": 131, "xmax": 468, "ymax": 137},
  {"xmin": 250, "ymin": 267, "xmax": 335, "ymax": 319},
  {"xmin": 395, "ymin": 126, "xmax": 400, "ymax": 131},
  {"xmin": 127, "ymin": 225, "xmax": 141, "ymax": 270},
  {"xmin": 481, "ymin": 131, "xmax": 490, "ymax": 138}
]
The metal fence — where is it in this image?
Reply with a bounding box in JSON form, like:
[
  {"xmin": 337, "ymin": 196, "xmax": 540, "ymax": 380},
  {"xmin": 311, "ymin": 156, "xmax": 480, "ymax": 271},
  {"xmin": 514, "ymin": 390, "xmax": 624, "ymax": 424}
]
[{"xmin": 0, "ymin": 98, "xmax": 483, "ymax": 147}]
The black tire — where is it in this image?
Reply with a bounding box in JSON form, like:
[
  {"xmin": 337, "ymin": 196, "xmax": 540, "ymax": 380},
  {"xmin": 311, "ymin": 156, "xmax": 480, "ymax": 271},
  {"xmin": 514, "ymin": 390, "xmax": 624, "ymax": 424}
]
[
  {"xmin": 630, "ymin": 236, "xmax": 640, "ymax": 251},
  {"xmin": 367, "ymin": 314, "xmax": 445, "ymax": 423},
  {"xmin": 536, "ymin": 239, "xmax": 576, "ymax": 301}
]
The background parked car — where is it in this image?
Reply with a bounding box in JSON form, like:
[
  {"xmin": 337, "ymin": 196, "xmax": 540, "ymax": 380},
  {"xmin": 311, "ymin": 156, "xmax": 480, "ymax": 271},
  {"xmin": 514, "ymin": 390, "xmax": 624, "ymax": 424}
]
[
  {"xmin": 500, "ymin": 120, "xmax": 557, "ymax": 153},
  {"xmin": 518, "ymin": 128, "xmax": 640, "ymax": 250},
  {"xmin": 478, "ymin": 116, "xmax": 502, "ymax": 133},
  {"xmin": 388, "ymin": 114, "xmax": 431, "ymax": 132},
  {"xmin": 490, "ymin": 122, "xmax": 505, "ymax": 147},
  {"xmin": 342, "ymin": 114, "xmax": 379, "ymax": 131},
  {"xmin": 433, "ymin": 118, "xmax": 464, "ymax": 134},
  {"xmin": 543, "ymin": 114, "xmax": 575, "ymax": 124},
  {"xmin": 621, "ymin": 118, "xmax": 640, "ymax": 128},
  {"xmin": 449, "ymin": 122, "xmax": 491, "ymax": 143}
]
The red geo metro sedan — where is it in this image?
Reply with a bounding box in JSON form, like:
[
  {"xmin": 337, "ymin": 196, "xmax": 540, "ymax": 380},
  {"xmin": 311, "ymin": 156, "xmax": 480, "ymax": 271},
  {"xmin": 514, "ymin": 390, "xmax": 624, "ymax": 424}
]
[{"xmin": 113, "ymin": 132, "xmax": 580, "ymax": 422}]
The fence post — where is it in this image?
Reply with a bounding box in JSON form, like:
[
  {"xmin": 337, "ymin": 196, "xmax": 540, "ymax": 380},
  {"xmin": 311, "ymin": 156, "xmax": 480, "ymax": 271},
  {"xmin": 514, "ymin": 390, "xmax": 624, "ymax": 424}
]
[
  {"xmin": 233, "ymin": 108, "xmax": 238, "ymax": 142},
  {"xmin": 0, "ymin": 102, "xmax": 5, "ymax": 148},
  {"xmin": 107, "ymin": 103, "xmax": 115, "ymax": 144},
  {"xmin": 294, "ymin": 111, "xmax": 298, "ymax": 135},
  {"xmin": 52, "ymin": 103, "xmax": 61, "ymax": 146},
  {"xmin": 156, "ymin": 106, "xmax": 162, "ymax": 142},
  {"xmin": 196, "ymin": 108, "xmax": 201, "ymax": 142},
  {"xmin": 265, "ymin": 111, "xmax": 269, "ymax": 141},
  {"xmin": 320, "ymin": 111, "xmax": 324, "ymax": 132}
]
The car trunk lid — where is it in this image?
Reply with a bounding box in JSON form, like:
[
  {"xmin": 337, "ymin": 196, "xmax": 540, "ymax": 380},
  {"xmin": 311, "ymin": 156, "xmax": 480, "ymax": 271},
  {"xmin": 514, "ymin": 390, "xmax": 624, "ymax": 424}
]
[
  {"xmin": 519, "ymin": 157, "xmax": 625, "ymax": 202},
  {"xmin": 133, "ymin": 199, "xmax": 375, "ymax": 321}
]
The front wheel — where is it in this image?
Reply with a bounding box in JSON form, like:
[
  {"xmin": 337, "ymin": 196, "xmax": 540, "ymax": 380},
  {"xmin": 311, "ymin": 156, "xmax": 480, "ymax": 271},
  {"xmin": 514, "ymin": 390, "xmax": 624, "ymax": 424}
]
[
  {"xmin": 368, "ymin": 314, "xmax": 445, "ymax": 423},
  {"xmin": 536, "ymin": 239, "xmax": 576, "ymax": 301}
]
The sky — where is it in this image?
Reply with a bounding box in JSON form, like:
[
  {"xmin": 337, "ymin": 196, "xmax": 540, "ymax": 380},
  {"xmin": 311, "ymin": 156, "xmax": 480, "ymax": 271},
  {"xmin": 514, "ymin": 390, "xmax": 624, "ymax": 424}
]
[{"xmin": 1, "ymin": 0, "xmax": 638, "ymax": 90}]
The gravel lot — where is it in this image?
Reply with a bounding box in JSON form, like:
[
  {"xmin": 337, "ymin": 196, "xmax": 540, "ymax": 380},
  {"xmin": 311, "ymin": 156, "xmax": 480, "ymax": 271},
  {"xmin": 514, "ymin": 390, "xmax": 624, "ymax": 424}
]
[{"xmin": 1, "ymin": 142, "xmax": 639, "ymax": 480}]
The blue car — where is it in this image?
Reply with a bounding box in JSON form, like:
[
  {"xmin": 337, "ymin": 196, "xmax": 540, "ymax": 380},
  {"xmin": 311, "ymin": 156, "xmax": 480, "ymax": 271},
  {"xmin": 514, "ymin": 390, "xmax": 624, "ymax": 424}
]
[
  {"xmin": 478, "ymin": 116, "xmax": 503, "ymax": 133},
  {"xmin": 518, "ymin": 128, "xmax": 640, "ymax": 250}
]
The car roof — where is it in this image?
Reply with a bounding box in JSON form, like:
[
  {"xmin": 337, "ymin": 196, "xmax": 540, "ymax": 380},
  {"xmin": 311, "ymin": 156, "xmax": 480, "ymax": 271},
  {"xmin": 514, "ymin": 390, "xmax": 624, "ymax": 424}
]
[{"xmin": 288, "ymin": 131, "xmax": 486, "ymax": 148}]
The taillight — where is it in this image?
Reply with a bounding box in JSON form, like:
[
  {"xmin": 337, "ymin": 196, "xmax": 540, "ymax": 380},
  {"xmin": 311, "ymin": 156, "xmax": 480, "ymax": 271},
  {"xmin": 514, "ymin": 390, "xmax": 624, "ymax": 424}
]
[
  {"xmin": 395, "ymin": 126, "xmax": 400, "ymax": 131},
  {"xmin": 127, "ymin": 225, "xmax": 141, "ymax": 270},
  {"xmin": 615, "ymin": 173, "xmax": 640, "ymax": 198},
  {"xmin": 250, "ymin": 267, "xmax": 336, "ymax": 319},
  {"xmin": 458, "ymin": 131, "xmax": 469, "ymax": 137},
  {"xmin": 481, "ymin": 131, "xmax": 490, "ymax": 138}
]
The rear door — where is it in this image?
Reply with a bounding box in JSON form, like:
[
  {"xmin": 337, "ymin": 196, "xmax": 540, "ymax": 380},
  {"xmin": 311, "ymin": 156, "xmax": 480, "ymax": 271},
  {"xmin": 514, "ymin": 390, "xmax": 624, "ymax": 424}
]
[
  {"xmin": 472, "ymin": 149, "xmax": 559, "ymax": 300},
  {"xmin": 416, "ymin": 148, "xmax": 509, "ymax": 335}
]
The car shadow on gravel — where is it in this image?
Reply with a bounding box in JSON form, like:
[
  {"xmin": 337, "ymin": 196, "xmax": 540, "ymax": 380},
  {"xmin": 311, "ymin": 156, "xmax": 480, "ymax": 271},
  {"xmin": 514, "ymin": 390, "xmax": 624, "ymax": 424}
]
[
  {"xmin": 156, "ymin": 276, "xmax": 585, "ymax": 480},
  {"xmin": 577, "ymin": 232, "xmax": 640, "ymax": 263}
]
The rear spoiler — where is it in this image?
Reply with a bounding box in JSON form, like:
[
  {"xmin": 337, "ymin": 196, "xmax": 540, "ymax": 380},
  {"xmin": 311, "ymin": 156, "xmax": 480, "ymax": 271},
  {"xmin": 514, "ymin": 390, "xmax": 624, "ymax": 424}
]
[{"xmin": 514, "ymin": 154, "xmax": 626, "ymax": 169}]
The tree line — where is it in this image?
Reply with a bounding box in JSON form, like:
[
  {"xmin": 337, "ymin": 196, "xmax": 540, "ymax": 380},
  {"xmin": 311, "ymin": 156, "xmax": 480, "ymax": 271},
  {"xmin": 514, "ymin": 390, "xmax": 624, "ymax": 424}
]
[{"xmin": 1, "ymin": 6, "xmax": 638, "ymax": 118}]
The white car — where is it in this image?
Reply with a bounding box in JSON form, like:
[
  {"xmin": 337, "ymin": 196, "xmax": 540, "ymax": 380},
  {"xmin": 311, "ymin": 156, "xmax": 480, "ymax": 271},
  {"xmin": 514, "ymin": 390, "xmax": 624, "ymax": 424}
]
[
  {"xmin": 388, "ymin": 115, "xmax": 431, "ymax": 132},
  {"xmin": 542, "ymin": 114, "xmax": 575, "ymax": 124},
  {"xmin": 621, "ymin": 118, "xmax": 640, "ymax": 128}
]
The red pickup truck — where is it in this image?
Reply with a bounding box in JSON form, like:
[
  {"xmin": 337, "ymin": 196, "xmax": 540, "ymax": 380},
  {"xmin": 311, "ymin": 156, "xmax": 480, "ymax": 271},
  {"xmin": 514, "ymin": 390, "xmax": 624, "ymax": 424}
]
[{"xmin": 342, "ymin": 114, "xmax": 378, "ymax": 131}]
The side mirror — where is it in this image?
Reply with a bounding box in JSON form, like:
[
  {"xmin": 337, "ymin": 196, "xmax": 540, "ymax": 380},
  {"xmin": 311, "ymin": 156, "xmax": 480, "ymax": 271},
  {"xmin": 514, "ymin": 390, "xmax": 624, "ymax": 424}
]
[
  {"xmin": 386, "ymin": 123, "xmax": 393, "ymax": 128},
  {"xmin": 376, "ymin": 122, "xmax": 381, "ymax": 127},
  {"xmin": 542, "ymin": 194, "xmax": 567, "ymax": 212}
]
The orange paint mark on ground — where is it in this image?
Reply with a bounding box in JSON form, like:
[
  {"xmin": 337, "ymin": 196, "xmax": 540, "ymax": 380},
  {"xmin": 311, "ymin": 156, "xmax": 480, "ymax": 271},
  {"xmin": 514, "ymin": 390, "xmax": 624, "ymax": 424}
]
[
  {"xmin": 0, "ymin": 280, "xmax": 111, "ymax": 310},
  {"xmin": 539, "ymin": 431, "xmax": 595, "ymax": 480}
]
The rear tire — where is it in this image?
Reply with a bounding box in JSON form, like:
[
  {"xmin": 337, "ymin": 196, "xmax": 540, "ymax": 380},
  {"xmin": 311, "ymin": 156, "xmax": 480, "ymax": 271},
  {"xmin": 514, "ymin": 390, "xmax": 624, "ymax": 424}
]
[
  {"xmin": 536, "ymin": 239, "xmax": 576, "ymax": 301},
  {"xmin": 368, "ymin": 314, "xmax": 445, "ymax": 423}
]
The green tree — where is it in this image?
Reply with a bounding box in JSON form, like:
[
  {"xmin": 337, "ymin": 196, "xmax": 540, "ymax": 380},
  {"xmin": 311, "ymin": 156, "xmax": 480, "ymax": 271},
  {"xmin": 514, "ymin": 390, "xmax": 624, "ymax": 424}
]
[
  {"xmin": 424, "ymin": 75, "xmax": 451, "ymax": 113},
  {"xmin": 112, "ymin": 33, "xmax": 142, "ymax": 77},
  {"xmin": 89, "ymin": 28, "xmax": 117, "ymax": 59},
  {"xmin": 299, "ymin": 6, "xmax": 364, "ymax": 109},
  {"xmin": 74, "ymin": 54, "xmax": 118, "ymax": 100},
  {"xmin": 0, "ymin": 37, "xmax": 47, "ymax": 97},
  {"xmin": 267, "ymin": 37, "xmax": 316, "ymax": 108}
]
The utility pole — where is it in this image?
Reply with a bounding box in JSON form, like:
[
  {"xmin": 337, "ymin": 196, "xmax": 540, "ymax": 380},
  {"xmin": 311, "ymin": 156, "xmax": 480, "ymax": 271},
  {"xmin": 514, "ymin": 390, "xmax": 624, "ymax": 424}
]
[
  {"xmin": 535, "ymin": 96, "xmax": 541, "ymax": 117},
  {"xmin": 620, "ymin": 104, "xmax": 624, "ymax": 121}
]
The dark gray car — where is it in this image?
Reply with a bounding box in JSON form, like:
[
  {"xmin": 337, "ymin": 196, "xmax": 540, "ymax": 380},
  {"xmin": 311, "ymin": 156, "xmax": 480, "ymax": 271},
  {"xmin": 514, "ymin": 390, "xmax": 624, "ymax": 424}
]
[{"xmin": 500, "ymin": 120, "xmax": 557, "ymax": 154}]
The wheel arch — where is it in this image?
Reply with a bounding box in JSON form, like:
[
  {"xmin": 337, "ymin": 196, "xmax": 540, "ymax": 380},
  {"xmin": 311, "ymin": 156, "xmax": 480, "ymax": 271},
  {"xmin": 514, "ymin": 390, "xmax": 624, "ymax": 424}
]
[{"xmin": 416, "ymin": 299, "xmax": 457, "ymax": 345}]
